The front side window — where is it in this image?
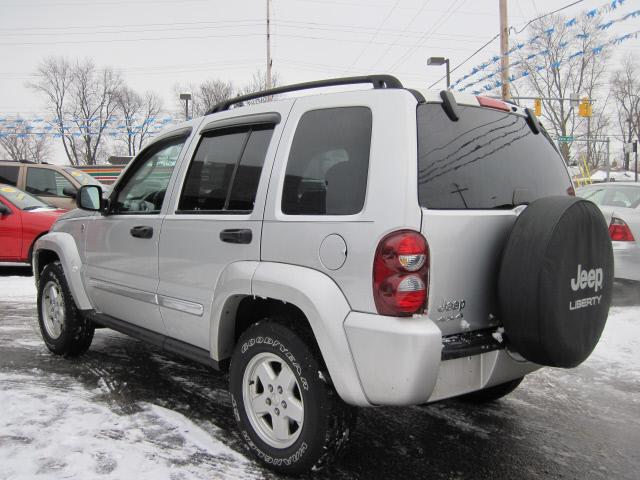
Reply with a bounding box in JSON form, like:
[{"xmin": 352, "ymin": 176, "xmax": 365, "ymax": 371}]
[
  {"xmin": 25, "ymin": 168, "xmax": 72, "ymax": 197},
  {"xmin": 0, "ymin": 165, "xmax": 19, "ymax": 186},
  {"xmin": 112, "ymin": 138, "xmax": 185, "ymax": 214},
  {"xmin": 178, "ymin": 126, "xmax": 274, "ymax": 213},
  {"xmin": 282, "ymin": 107, "xmax": 372, "ymax": 215}
]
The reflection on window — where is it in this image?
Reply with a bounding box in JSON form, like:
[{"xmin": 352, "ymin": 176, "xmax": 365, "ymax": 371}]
[
  {"xmin": 282, "ymin": 107, "xmax": 372, "ymax": 215},
  {"xmin": 417, "ymin": 104, "xmax": 571, "ymax": 209},
  {"xmin": 113, "ymin": 139, "xmax": 184, "ymax": 214},
  {"xmin": 25, "ymin": 169, "xmax": 72, "ymax": 197},
  {"xmin": 178, "ymin": 126, "xmax": 273, "ymax": 213}
]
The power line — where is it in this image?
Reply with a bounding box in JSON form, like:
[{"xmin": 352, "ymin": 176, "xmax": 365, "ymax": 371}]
[
  {"xmin": 388, "ymin": 0, "xmax": 468, "ymax": 72},
  {"xmin": 343, "ymin": 0, "xmax": 402, "ymax": 73},
  {"xmin": 427, "ymin": 34, "xmax": 500, "ymax": 88},
  {"xmin": 510, "ymin": 0, "xmax": 584, "ymax": 35},
  {"xmin": 427, "ymin": 0, "xmax": 588, "ymax": 89}
]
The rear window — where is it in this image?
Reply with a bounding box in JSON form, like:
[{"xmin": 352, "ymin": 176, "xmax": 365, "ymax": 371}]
[
  {"xmin": 577, "ymin": 185, "xmax": 640, "ymax": 209},
  {"xmin": 417, "ymin": 104, "xmax": 571, "ymax": 209}
]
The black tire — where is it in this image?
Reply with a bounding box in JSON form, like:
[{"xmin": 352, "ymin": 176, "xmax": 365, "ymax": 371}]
[
  {"xmin": 459, "ymin": 377, "xmax": 523, "ymax": 403},
  {"xmin": 229, "ymin": 319, "xmax": 356, "ymax": 475},
  {"xmin": 37, "ymin": 261, "xmax": 94, "ymax": 356},
  {"xmin": 498, "ymin": 196, "xmax": 614, "ymax": 368}
]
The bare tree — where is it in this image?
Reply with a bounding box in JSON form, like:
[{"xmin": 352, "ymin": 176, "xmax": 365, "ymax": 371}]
[
  {"xmin": 174, "ymin": 79, "xmax": 235, "ymax": 118},
  {"xmin": 515, "ymin": 14, "xmax": 609, "ymax": 164},
  {"xmin": 116, "ymin": 87, "xmax": 163, "ymax": 156},
  {"xmin": 611, "ymin": 55, "xmax": 640, "ymax": 170},
  {"xmin": 238, "ymin": 70, "xmax": 281, "ymax": 104},
  {"xmin": 0, "ymin": 118, "xmax": 51, "ymax": 162},
  {"xmin": 29, "ymin": 57, "xmax": 75, "ymax": 163},
  {"xmin": 30, "ymin": 57, "xmax": 122, "ymax": 165}
]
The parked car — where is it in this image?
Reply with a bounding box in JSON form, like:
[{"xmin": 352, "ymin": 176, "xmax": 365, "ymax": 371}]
[
  {"xmin": 0, "ymin": 184, "xmax": 66, "ymax": 265},
  {"xmin": 0, "ymin": 160, "xmax": 104, "ymax": 210},
  {"xmin": 577, "ymin": 182, "xmax": 640, "ymax": 282},
  {"xmin": 32, "ymin": 75, "xmax": 614, "ymax": 474}
]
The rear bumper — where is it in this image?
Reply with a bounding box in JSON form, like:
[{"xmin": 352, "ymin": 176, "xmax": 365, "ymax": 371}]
[
  {"xmin": 343, "ymin": 312, "xmax": 538, "ymax": 406},
  {"xmin": 613, "ymin": 241, "xmax": 640, "ymax": 282}
]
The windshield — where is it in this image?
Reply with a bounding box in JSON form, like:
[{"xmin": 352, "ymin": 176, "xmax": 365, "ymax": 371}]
[
  {"xmin": 0, "ymin": 185, "xmax": 54, "ymax": 210},
  {"xmin": 577, "ymin": 184, "xmax": 640, "ymax": 209},
  {"xmin": 417, "ymin": 104, "xmax": 572, "ymax": 209},
  {"xmin": 64, "ymin": 167, "xmax": 102, "ymax": 186}
]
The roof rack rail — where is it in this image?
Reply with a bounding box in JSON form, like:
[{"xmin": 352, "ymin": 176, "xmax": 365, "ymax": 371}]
[{"xmin": 206, "ymin": 74, "xmax": 404, "ymax": 114}]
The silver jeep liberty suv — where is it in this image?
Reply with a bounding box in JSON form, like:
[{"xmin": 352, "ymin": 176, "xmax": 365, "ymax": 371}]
[{"xmin": 33, "ymin": 75, "xmax": 613, "ymax": 474}]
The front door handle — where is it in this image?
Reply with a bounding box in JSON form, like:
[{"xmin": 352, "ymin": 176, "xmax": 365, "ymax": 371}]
[
  {"xmin": 220, "ymin": 228, "xmax": 252, "ymax": 244},
  {"xmin": 130, "ymin": 225, "xmax": 153, "ymax": 239}
]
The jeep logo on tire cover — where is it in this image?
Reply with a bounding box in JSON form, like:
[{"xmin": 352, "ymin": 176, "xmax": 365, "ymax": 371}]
[
  {"xmin": 569, "ymin": 264, "xmax": 604, "ymax": 311},
  {"xmin": 570, "ymin": 264, "xmax": 603, "ymax": 292}
]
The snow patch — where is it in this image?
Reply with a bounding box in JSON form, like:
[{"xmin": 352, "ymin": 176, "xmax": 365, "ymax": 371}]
[{"xmin": 0, "ymin": 276, "xmax": 37, "ymax": 303}]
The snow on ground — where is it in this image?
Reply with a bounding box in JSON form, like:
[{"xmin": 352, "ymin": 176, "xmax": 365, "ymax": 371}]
[
  {"xmin": 590, "ymin": 306, "xmax": 640, "ymax": 375},
  {"xmin": 0, "ymin": 271, "xmax": 638, "ymax": 479},
  {"xmin": 0, "ymin": 275, "xmax": 36, "ymax": 303},
  {"xmin": 0, "ymin": 370, "xmax": 259, "ymax": 480}
]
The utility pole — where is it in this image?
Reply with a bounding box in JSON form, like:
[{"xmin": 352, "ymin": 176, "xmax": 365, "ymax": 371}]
[
  {"xmin": 499, "ymin": 0, "xmax": 510, "ymax": 100},
  {"xmin": 266, "ymin": 0, "xmax": 272, "ymax": 90}
]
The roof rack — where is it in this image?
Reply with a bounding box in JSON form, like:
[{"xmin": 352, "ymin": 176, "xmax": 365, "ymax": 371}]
[{"xmin": 206, "ymin": 74, "xmax": 404, "ymax": 114}]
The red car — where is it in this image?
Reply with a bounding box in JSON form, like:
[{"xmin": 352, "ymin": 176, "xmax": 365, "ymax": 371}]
[{"xmin": 0, "ymin": 184, "xmax": 66, "ymax": 264}]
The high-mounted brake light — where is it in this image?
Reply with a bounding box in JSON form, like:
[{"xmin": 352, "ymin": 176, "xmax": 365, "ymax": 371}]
[
  {"xmin": 476, "ymin": 96, "xmax": 511, "ymax": 112},
  {"xmin": 609, "ymin": 217, "xmax": 635, "ymax": 242},
  {"xmin": 373, "ymin": 230, "xmax": 429, "ymax": 316}
]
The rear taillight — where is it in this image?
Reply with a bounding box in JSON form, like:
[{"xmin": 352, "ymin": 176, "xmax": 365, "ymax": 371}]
[
  {"xmin": 373, "ymin": 230, "xmax": 429, "ymax": 316},
  {"xmin": 609, "ymin": 217, "xmax": 635, "ymax": 242}
]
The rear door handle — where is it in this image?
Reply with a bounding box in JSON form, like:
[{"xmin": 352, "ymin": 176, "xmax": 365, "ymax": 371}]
[
  {"xmin": 130, "ymin": 225, "xmax": 153, "ymax": 239},
  {"xmin": 219, "ymin": 228, "xmax": 252, "ymax": 244}
]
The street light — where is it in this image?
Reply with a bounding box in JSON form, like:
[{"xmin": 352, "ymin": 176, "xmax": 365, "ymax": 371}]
[
  {"xmin": 179, "ymin": 92, "xmax": 192, "ymax": 120},
  {"xmin": 427, "ymin": 56, "xmax": 450, "ymax": 89}
]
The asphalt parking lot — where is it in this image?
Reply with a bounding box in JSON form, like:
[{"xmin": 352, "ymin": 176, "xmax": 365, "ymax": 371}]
[{"xmin": 1, "ymin": 266, "xmax": 639, "ymax": 480}]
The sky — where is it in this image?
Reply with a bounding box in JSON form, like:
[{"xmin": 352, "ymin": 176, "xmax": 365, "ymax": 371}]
[{"xmin": 1, "ymin": 0, "xmax": 639, "ymax": 163}]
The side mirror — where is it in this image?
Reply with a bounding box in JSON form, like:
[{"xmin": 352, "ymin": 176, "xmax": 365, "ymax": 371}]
[
  {"xmin": 63, "ymin": 185, "xmax": 77, "ymax": 198},
  {"xmin": 0, "ymin": 203, "xmax": 11, "ymax": 216},
  {"xmin": 77, "ymin": 185, "xmax": 103, "ymax": 212}
]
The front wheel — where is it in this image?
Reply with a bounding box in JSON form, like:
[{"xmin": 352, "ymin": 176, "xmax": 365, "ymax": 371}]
[
  {"xmin": 229, "ymin": 319, "xmax": 356, "ymax": 475},
  {"xmin": 37, "ymin": 261, "xmax": 94, "ymax": 356}
]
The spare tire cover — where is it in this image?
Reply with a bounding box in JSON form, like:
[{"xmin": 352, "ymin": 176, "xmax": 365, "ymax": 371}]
[{"xmin": 498, "ymin": 196, "xmax": 613, "ymax": 368}]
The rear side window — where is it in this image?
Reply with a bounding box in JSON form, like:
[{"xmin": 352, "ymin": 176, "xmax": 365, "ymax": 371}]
[
  {"xmin": 417, "ymin": 104, "xmax": 571, "ymax": 209},
  {"xmin": 25, "ymin": 168, "xmax": 72, "ymax": 196},
  {"xmin": 178, "ymin": 126, "xmax": 274, "ymax": 213},
  {"xmin": 282, "ymin": 107, "xmax": 372, "ymax": 215},
  {"xmin": 0, "ymin": 165, "xmax": 19, "ymax": 186}
]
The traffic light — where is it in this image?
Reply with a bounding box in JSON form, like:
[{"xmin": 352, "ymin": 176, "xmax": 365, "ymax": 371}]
[
  {"xmin": 578, "ymin": 97, "xmax": 592, "ymax": 117},
  {"xmin": 534, "ymin": 98, "xmax": 542, "ymax": 116}
]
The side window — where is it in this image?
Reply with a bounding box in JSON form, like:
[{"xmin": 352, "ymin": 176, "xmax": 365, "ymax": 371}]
[
  {"xmin": 0, "ymin": 165, "xmax": 19, "ymax": 186},
  {"xmin": 178, "ymin": 126, "xmax": 274, "ymax": 213},
  {"xmin": 113, "ymin": 138, "xmax": 185, "ymax": 214},
  {"xmin": 25, "ymin": 168, "xmax": 71, "ymax": 196},
  {"xmin": 282, "ymin": 107, "xmax": 372, "ymax": 215}
]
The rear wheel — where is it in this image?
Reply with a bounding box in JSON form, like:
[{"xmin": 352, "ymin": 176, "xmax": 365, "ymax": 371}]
[
  {"xmin": 37, "ymin": 261, "xmax": 94, "ymax": 356},
  {"xmin": 229, "ymin": 319, "xmax": 356, "ymax": 475},
  {"xmin": 459, "ymin": 377, "xmax": 523, "ymax": 403}
]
